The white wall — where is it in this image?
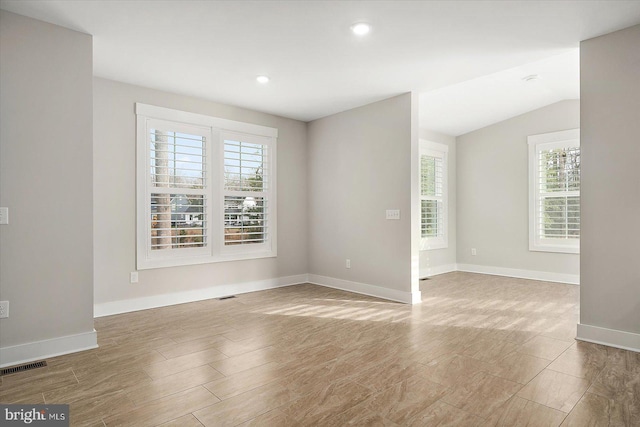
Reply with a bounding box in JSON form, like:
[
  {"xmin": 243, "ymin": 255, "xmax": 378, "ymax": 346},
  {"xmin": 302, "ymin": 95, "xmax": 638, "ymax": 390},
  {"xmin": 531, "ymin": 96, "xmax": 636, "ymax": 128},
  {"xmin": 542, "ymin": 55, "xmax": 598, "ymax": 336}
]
[
  {"xmin": 455, "ymin": 100, "xmax": 580, "ymax": 283},
  {"xmin": 418, "ymin": 129, "xmax": 457, "ymax": 276},
  {"xmin": 578, "ymin": 24, "xmax": 640, "ymax": 351},
  {"xmin": 0, "ymin": 11, "xmax": 95, "ymax": 365},
  {"xmin": 93, "ymin": 78, "xmax": 308, "ymax": 315},
  {"xmin": 307, "ymin": 93, "xmax": 419, "ymax": 303}
]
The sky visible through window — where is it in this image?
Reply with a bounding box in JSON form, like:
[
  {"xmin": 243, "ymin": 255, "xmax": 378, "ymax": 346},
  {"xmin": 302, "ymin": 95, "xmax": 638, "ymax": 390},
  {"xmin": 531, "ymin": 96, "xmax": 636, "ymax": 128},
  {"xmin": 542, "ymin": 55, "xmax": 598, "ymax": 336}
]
[{"xmin": 150, "ymin": 130, "xmax": 205, "ymax": 188}]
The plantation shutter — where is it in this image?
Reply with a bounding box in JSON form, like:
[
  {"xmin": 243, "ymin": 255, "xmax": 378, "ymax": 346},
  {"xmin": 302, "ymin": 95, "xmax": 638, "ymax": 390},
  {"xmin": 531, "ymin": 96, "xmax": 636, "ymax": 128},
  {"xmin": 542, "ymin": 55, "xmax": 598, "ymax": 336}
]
[
  {"xmin": 536, "ymin": 144, "xmax": 580, "ymax": 240},
  {"xmin": 136, "ymin": 103, "xmax": 278, "ymax": 269},
  {"xmin": 528, "ymin": 128, "xmax": 580, "ymax": 254},
  {"xmin": 419, "ymin": 140, "xmax": 448, "ymax": 250},
  {"xmin": 148, "ymin": 120, "xmax": 209, "ymax": 253},
  {"xmin": 421, "ymin": 154, "xmax": 444, "ymax": 238},
  {"xmin": 222, "ymin": 133, "xmax": 271, "ymax": 247}
]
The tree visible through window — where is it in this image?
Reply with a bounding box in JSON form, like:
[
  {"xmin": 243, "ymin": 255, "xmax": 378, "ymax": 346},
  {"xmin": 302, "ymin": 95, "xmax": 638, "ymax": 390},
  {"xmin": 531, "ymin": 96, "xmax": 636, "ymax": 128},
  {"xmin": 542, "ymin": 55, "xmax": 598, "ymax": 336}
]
[
  {"xmin": 420, "ymin": 140, "xmax": 448, "ymax": 250},
  {"xmin": 223, "ymin": 137, "xmax": 269, "ymax": 246},
  {"xmin": 136, "ymin": 103, "xmax": 277, "ymax": 269},
  {"xmin": 528, "ymin": 129, "xmax": 580, "ymax": 253},
  {"xmin": 538, "ymin": 146, "xmax": 580, "ymax": 239},
  {"xmin": 150, "ymin": 129, "xmax": 207, "ymax": 251},
  {"xmin": 420, "ymin": 155, "xmax": 442, "ymax": 238}
]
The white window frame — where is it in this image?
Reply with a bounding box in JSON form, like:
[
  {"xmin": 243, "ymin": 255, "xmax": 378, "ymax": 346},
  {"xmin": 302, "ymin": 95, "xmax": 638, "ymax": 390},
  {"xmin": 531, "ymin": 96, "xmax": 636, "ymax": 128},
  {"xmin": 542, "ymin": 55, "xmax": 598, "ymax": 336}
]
[
  {"xmin": 419, "ymin": 140, "xmax": 448, "ymax": 251},
  {"xmin": 136, "ymin": 103, "xmax": 277, "ymax": 269},
  {"xmin": 528, "ymin": 128, "xmax": 580, "ymax": 254},
  {"xmin": 219, "ymin": 130, "xmax": 275, "ymax": 257}
]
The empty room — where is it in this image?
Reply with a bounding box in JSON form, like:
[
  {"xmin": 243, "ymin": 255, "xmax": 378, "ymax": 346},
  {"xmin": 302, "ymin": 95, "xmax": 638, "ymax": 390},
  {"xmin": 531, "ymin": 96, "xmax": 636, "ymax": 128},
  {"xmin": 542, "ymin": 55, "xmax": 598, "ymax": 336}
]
[{"xmin": 1, "ymin": 1, "xmax": 639, "ymax": 426}]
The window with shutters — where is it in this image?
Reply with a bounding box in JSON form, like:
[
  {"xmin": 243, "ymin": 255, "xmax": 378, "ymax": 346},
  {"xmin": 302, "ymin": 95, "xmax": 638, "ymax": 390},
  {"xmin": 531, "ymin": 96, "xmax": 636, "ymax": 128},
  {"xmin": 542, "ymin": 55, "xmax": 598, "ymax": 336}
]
[
  {"xmin": 136, "ymin": 103, "xmax": 277, "ymax": 269},
  {"xmin": 222, "ymin": 132, "xmax": 272, "ymax": 252},
  {"xmin": 528, "ymin": 129, "xmax": 580, "ymax": 254},
  {"xmin": 420, "ymin": 140, "xmax": 448, "ymax": 250}
]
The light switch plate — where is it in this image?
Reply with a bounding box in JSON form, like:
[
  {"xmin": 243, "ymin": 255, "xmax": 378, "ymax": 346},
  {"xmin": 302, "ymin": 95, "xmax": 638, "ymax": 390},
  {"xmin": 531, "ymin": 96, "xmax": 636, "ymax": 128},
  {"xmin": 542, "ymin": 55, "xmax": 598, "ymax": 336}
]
[
  {"xmin": 386, "ymin": 209, "xmax": 400, "ymax": 220},
  {"xmin": 0, "ymin": 301, "xmax": 9, "ymax": 319},
  {"xmin": 0, "ymin": 207, "xmax": 8, "ymax": 225}
]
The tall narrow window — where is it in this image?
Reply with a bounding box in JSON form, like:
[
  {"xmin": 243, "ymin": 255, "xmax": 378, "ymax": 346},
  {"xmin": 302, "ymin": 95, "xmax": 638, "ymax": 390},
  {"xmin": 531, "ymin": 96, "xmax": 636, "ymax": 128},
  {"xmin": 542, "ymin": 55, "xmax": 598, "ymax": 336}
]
[
  {"xmin": 528, "ymin": 129, "xmax": 580, "ymax": 253},
  {"xmin": 136, "ymin": 103, "xmax": 277, "ymax": 269},
  {"xmin": 148, "ymin": 121, "xmax": 210, "ymax": 257},
  {"xmin": 420, "ymin": 140, "xmax": 448, "ymax": 250},
  {"xmin": 222, "ymin": 132, "xmax": 274, "ymax": 253}
]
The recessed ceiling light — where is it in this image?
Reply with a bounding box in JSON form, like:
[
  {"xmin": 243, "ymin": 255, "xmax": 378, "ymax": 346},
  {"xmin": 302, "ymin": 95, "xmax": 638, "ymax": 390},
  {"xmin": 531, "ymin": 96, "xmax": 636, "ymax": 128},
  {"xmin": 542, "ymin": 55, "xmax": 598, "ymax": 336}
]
[
  {"xmin": 256, "ymin": 75, "xmax": 270, "ymax": 84},
  {"xmin": 522, "ymin": 74, "xmax": 541, "ymax": 83},
  {"xmin": 351, "ymin": 22, "xmax": 371, "ymax": 36}
]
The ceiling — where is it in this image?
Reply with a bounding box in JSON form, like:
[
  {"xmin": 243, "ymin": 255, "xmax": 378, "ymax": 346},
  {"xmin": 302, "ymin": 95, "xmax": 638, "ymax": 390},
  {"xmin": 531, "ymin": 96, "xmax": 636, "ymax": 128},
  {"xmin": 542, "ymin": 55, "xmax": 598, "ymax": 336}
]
[
  {"xmin": 420, "ymin": 50, "xmax": 580, "ymax": 136},
  {"xmin": 2, "ymin": 1, "xmax": 640, "ymax": 132}
]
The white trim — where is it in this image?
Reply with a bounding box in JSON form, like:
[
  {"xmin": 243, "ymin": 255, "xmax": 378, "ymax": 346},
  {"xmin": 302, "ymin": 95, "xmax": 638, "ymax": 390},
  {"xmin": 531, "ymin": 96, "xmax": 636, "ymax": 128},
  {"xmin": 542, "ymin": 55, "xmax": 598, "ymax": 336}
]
[
  {"xmin": 95, "ymin": 264, "xmax": 584, "ymax": 319},
  {"xmin": 307, "ymin": 274, "xmax": 419, "ymax": 305},
  {"xmin": 136, "ymin": 103, "xmax": 278, "ymax": 270},
  {"xmin": 135, "ymin": 103, "xmax": 278, "ymax": 138},
  {"xmin": 420, "ymin": 263, "xmax": 457, "ymax": 279},
  {"xmin": 419, "ymin": 139, "xmax": 449, "ymax": 251},
  {"xmin": 528, "ymin": 128, "xmax": 579, "ymax": 145},
  {"xmin": 0, "ymin": 330, "xmax": 98, "ymax": 368},
  {"xmin": 94, "ymin": 274, "xmax": 308, "ymax": 317},
  {"xmin": 219, "ymin": 130, "xmax": 277, "ymax": 259},
  {"xmin": 577, "ymin": 323, "xmax": 640, "ymax": 353},
  {"xmin": 456, "ymin": 263, "xmax": 579, "ymax": 285},
  {"xmin": 528, "ymin": 128, "xmax": 580, "ymax": 254}
]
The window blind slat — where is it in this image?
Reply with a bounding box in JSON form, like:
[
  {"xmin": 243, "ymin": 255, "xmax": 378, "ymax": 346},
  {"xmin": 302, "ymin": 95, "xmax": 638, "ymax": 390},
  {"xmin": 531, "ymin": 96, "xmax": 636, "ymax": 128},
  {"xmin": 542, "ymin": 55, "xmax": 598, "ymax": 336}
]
[
  {"xmin": 536, "ymin": 143, "xmax": 580, "ymax": 240},
  {"xmin": 421, "ymin": 152, "xmax": 445, "ymax": 239},
  {"xmin": 150, "ymin": 193, "xmax": 207, "ymax": 251},
  {"xmin": 223, "ymin": 138, "xmax": 269, "ymax": 246}
]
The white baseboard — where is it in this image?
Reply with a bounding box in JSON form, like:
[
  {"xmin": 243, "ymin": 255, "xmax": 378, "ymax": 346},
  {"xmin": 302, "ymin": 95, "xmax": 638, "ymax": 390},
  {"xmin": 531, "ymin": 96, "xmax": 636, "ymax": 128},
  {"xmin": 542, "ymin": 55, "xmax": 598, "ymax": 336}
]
[
  {"xmin": 94, "ymin": 274, "xmax": 308, "ymax": 317},
  {"xmin": 420, "ymin": 263, "xmax": 457, "ymax": 279},
  {"xmin": 410, "ymin": 290, "xmax": 422, "ymax": 304},
  {"xmin": 94, "ymin": 264, "xmax": 579, "ymax": 318},
  {"xmin": 577, "ymin": 323, "xmax": 640, "ymax": 353},
  {"xmin": 308, "ymin": 274, "xmax": 418, "ymax": 304},
  {"xmin": 456, "ymin": 263, "xmax": 579, "ymax": 285},
  {"xmin": 0, "ymin": 329, "xmax": 98, "ymax": 368}
]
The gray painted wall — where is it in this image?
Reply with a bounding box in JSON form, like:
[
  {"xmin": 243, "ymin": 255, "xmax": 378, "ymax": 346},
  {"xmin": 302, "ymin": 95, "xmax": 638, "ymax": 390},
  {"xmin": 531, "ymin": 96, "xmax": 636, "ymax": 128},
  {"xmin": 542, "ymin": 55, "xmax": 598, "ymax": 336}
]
[
  {"xmin": 418, "ymin": 129, "xmax": 457, "ymax": 274},
  {"xmin": 93, "ymin": 78, "xmax": 308, "ymax": 305},
  {"xmin": 307, "ymin": 94, "xmax": 414, "ymax": 293},
  {"xmin": 456, "ymin": 100, "xmax": 580, "ymax": 276},
  {"xmin": 0, "ymin": 12, "xmax": 94, "ymax": 348},
  {"xmin": 580, "ymin": 24, "xmax": 640, "ymax": 335}
]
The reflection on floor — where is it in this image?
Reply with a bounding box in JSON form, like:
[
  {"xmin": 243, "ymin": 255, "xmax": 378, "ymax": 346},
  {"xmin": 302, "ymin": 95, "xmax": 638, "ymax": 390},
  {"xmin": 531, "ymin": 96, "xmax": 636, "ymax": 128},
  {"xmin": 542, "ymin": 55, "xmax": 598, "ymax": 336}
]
[{"xmin": 1, "ymin": 272, "xmax": 638, "ymax": 426}]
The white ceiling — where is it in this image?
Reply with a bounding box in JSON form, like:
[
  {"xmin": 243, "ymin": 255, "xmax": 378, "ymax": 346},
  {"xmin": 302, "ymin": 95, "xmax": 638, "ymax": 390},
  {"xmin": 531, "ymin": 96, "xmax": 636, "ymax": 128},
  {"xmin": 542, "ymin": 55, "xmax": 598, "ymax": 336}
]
[
  {"xmin": 420, "ymin": 50, "xmax": 580, "ymax": 136},
  {"xmin": 2, "ymin": 1, "xmax": 640, "ymax": 130}
]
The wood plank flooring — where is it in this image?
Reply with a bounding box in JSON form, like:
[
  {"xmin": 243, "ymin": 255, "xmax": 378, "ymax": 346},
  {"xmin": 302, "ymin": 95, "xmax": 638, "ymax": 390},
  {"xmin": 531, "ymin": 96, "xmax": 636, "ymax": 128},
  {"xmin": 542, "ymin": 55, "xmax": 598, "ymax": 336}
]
[{"xmin": 1, "ymin": 272, "xmax": 638, "ymax": 426}]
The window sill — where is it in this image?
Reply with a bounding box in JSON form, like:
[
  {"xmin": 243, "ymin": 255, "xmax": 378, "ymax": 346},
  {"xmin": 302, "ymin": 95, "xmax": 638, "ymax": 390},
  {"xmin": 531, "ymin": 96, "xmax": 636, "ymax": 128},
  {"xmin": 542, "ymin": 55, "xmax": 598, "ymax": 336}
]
[
  {"xmin": 420, "ymin": 239, "xmax": 448, "ymax": 251},
  {"xmin": 137, "ymin": 249, "xmax": 277, "ymax": 270},
  {"xmin": 529, "ymin": 244, "xmax": 579, "ymax": 255}
]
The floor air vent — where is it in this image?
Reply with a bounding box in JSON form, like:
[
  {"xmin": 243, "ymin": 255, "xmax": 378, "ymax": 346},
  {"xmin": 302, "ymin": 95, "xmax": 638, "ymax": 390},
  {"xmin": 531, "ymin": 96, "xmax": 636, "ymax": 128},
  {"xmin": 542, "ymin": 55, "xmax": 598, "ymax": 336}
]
[
  {"xmin": 218, "ymin": 295, "xmax": 237, "ymax": 300},
  {"xmin": 1, "ymin": 360, "xmax": 47, "ymax": 376}
]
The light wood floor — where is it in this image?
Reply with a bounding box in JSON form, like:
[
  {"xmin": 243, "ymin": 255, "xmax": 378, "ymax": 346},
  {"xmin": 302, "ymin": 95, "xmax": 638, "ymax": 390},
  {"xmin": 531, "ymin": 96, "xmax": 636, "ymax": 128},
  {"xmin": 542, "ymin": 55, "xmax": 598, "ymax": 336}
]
[{"xmin": 1, "ymin": 272, "xmax": 639, "ymax": 426}]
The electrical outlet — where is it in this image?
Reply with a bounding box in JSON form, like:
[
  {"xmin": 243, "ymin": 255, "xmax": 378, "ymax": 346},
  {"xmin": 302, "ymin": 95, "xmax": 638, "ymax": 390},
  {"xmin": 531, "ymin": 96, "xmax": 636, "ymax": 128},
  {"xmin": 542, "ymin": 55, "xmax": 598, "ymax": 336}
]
[
  {"xmin": 130, "ymin": 272, "xmax": 139, "ymax": 283},
  {"xmin": 346, "ymin": 259, "xmax": 351, "ymax": 269},
  {"xmin": 0, "ymin": 301, "xmax": 9, "ymax": 319},
  {"xmin": 471, "ymin": 248, "xmax": 477, "ymax": 256}
]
